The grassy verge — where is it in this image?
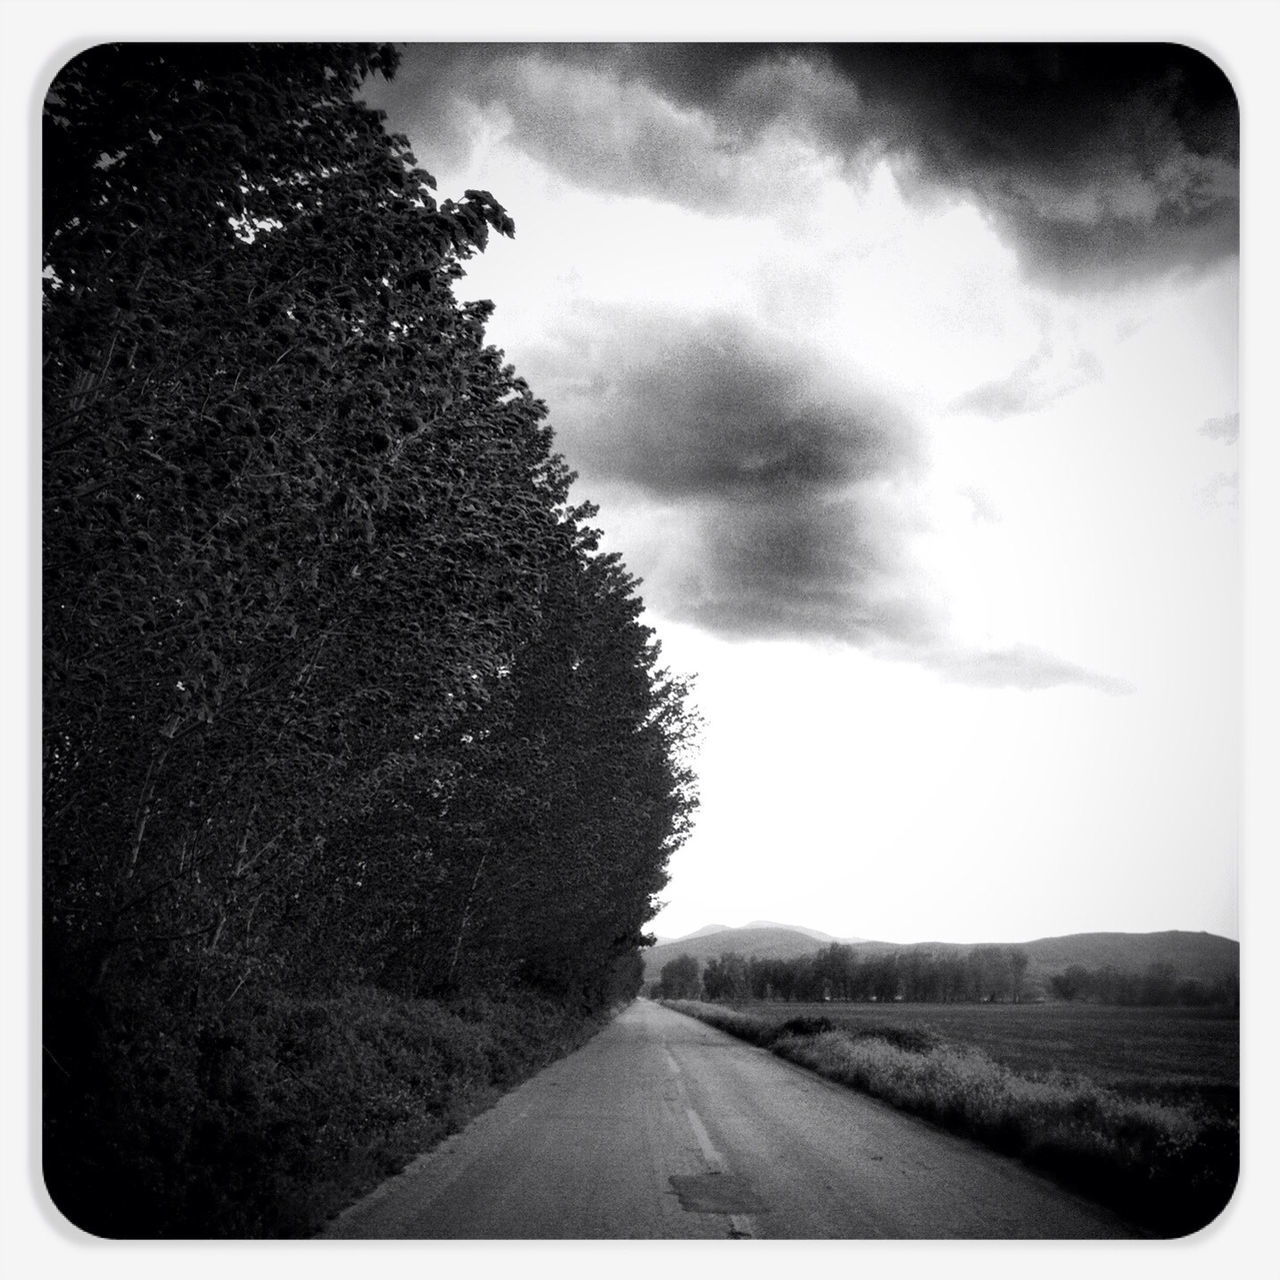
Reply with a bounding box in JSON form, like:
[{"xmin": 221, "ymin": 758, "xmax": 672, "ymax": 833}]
[
  {"xmin": 663, "ymin": 999, "xmax": 1236, "ymax": 1236},
  {"xmin": 44, "ymin": 984, "xmax": 608, "ymax": 1239}
]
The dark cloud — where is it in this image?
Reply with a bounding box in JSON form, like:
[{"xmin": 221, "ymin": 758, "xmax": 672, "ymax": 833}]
[
  {"xmin": 535, "ymin": 310, "xmax": 917, "ymax": 497},
  {"xmin": 625, "ymin": 43, "xmax": 1238, "ymax": 288},
  {"xmin": 363, "ymin": 51, "xmax": 1145, "ymax": 691},
  {"xmin": 511, "ymin": 306, "xmax": 1128, "ymax": 693},
  {"xmin": 358, "ymin": 44, "xmax": 480, "ymax": 177},
  {"xmin": 673, "ymin": 488, "xmax": 937, "ymax": 647},
  {"xmin": 362, "ymin": 45, "xmax": 752, "ymax": 211},
  {"xmin": 509, "ymin": 306, "xmax": 932, "ymax": 646},
  {"xmin": 1200, "ymin": 411, "xmax": 1239, "ymax": 443},
  {"xmin": 373, "ymin": 43, "xmax": 1238, "ymax": 290},
  {"xmin": 822, "ymin": 44, "xmax": 1239, "ymax": 290}
]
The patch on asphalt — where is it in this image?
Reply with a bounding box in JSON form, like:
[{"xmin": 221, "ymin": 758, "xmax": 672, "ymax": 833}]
[{"xmin": 668, "ymin": 1173, "xmax": 768, "ymax": 1215}]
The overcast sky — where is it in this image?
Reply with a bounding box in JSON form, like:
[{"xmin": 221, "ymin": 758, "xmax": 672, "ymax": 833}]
[{"xmin": 363, "ymin": 42, "xmax": 1240, "ymax": 946}]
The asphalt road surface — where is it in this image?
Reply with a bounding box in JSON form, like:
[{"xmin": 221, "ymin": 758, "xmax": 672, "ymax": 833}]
[{"xmin": 320, "ymin": 998, "xmax": 1141, "ymax": 1239}]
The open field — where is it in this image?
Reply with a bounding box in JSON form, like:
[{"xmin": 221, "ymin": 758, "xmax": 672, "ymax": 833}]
[
  {"xmin": 729, "ymin": 1000, "xmax": 1238, "ymax": 1112},
  {"xmin": 667, "ymin": 999, "xmax": 1238, "ymax": 1235}
]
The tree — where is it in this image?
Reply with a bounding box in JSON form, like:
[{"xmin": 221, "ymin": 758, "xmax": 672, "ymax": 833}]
[
  {"xmin": 814, "ymin": 943, "xmax": 856, "ymax": 1000},
  {"xmin": 1139, "ymin": 962, "xmax": 1178, "ymax": 1006},
  {"xmin": 1049, "ymin": 964, "xmax": 1092, "ymax": 1002},
  {"xmin": 659, "ymin": 954, "xmax": 701, "ymax": 1000},
  {"xmin": 44, "ymin": 41, "xmax": 702, "ymax": 1005},
  {"xmin": 1007, "ymin": 947, "xmax": 1030, "ymax": 1003},
  {"xmin": 45, "ymin": 43, "xmax": 553, "ymax": 995},
  {"xmin": 43, "ymin": 34, "xmax": 699, "ymax": 1067}
]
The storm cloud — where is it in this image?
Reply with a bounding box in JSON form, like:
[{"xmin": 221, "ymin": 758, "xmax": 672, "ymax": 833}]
[
  {"xmin": 361, "ymin": 44, "xmax": 1185, "ymax": 694},
  {"xmin": 508, "ymin": 308, "xmax": 934, "ymax": 644},
  {"xmin": 633, "ymin": 42, "xmax": 1240, "ymax": 289},
  {"xmin": 528, "ymin": 309, "xmax": 917, "ymax": 497},
  {"xmin": 670, "ymin": 486, "xmax": 938, "ymax": 647},
  {"xmin": 362, "ymin": 45, "xmax": 753, "ymax": 211},
  {"xmin": 507, "ymin": 307, "xmax": 1126, "ymax": 692},
  {"xmin": 372, "ymin": 43, "xmax": 1238, "ymax": 290},
  {"xmin": 817, "ymin": 44, "xmax": 1239, "ymax": 290}
]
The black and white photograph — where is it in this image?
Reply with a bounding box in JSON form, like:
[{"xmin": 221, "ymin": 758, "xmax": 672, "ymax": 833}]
[{"xmin": 20, "ymin": 5, "xmax": 1266, "ymax": 1262}]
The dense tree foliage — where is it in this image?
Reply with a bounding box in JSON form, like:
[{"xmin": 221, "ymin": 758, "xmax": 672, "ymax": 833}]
[
  {"xmin": 672, "ymin": 944, "xmax": 1034, "ymax": 1004},
  {"xmin": 43, "ymin": 43, "xmax": 697, "ymax": 1235},
  {"xmin": 656, "ymin": 952, "xmax": 701, "ymax": 1000},
  {"xmin": 1047, "ymin": 962, "xmax": 1236, "ymax": 1007}
]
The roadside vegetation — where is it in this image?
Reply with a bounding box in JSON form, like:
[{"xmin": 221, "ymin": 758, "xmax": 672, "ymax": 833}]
[
  {"xmin": 729, "ymin": 999, "xmax": 1240, "ymax": 1108},
  {"xmin": 663, "ymin": 999, "xmax": 1237, "ymax": 1236},
  {"xmin": 46, "ymin": 986, "xmax": 609, "ymax": 1238}
]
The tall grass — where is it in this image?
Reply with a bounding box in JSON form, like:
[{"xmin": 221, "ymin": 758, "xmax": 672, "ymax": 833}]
[{"xmin": 663, "ymin": 1000, "xmax": 1236, "ymax": 1236}]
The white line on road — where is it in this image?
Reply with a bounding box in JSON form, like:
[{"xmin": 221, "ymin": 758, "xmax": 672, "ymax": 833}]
[
  {"xmin": 665, "ymin": 1039, "xmax": 752, "ymax": 1239},
  {"xmin": 683, "ymin": 1106, "xmax": 723, "ymax": 1171}
]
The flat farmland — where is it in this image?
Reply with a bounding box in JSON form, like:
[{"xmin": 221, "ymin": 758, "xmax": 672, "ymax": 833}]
[
  {"xmin": 678, "ymin": 997, "xmax": 1239, "ymax": 1231},
  {"xmin": 730, "ymin": 1001, "xmax": 1238, "ymax": 1110}
]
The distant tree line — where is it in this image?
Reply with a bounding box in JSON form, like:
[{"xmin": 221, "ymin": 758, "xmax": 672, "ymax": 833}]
[
  {"xmin": 43, "ymin": 43, "xmax": 697, "ymax": 1234},
  {"xmin": 659, "ymin": 943, "xmax": 1031, "ymax": 1003},
  {"xmin": 658, "ymin": 944, "xmax": 1236, "ymax": 1007},
  {"xmin": 1047, "ymin": 963, "xmax": 1237, "ymax": 1007}
]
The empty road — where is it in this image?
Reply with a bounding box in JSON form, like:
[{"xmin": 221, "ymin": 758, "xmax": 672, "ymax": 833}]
[{"xmin": 321, "ymin": 998, "xmax": 1140, "ymax": 1239}]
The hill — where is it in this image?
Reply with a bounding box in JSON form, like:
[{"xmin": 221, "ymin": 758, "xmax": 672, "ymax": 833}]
[
  {"xmin": 741, "ymin": 920, "xmax": 869, "ymax": 944},
  {"xmin": 642, "ymin": 925, "xmax": 838, "ymax": 983},
  {"xmin": 1022, "ymin": 930, "xmax": 1239, "ymax": 983},
  {"xmin": 641, "ymin": 925, "xmax": 1239, "ymax": 992},
  {"xmin": 651, "ymin": 922, "xmax": 731, "ymax": 945}
]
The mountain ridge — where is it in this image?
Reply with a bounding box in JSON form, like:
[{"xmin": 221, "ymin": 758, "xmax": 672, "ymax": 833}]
[
  {"xmin": 641, "ymin": 923, "xmax": 1238, "ymax": 990},
  {"xmin": 654, "ymin": 920, "xmax": 865, "ymax": 946}
]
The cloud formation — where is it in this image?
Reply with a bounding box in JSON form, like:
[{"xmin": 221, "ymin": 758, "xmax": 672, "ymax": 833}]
[
  {"xmin": 917, "ymin": 643, "xmax": 1136, "ymax": 695},
  {"xmin": 515, "ymin": 307, "xmax": 930, "ymax": 642},
  {"xmin": 624, "ymin": 43, "xmax": 1240, "ymax": 289},
  {"xmin": 839, "ymin": 44, "xmax": 1238, "ymax": 290},
  {"xmin": 537, "ymin": 309, "xmax": 917, "ymax": 495},
  {"xmin": 375, "ymin": 43, "xmax": 1238, "ymax": 290},
  {"xmin": 511, "ymin": 306, "xmax": 1127, "ymax": 693},
  {"xmin": 951, "ymin": 343, "xmax": 1103, "ymax": 419},
  {"xmin": 363, "ymin": 45, "xmax": 1182, "ymax": 695},
  {"xmin": 675, "ymin": 487, "xmax": 937, "ymax": 648},
  {"xmin": 364, "ymin": 45, "xmax": 757, "ymax": 212}
]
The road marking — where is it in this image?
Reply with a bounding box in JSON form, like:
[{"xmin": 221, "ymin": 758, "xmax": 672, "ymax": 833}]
[
  {"xmin": 682, "ymin": 1106, "xmax": 756, "ymax": 1237},
  {"xmin": 665, "ymin": 1041, "xmax": 757, "ymax": 1238},
  {"xmin": 684, "ymin": 1106, "xmax": 722, "ymax": 1170}
]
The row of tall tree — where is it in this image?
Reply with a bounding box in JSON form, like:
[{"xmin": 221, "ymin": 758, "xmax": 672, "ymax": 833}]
[
  {"xmin": 44, "ymin": 43, "xmax": 697, "ymax": 1066},
  {"xmin": 658, "ymin": 943, "xmax": 1032, "ymax": 1004},
  {"xmin": 658, "ymin": 944, "xmax": 1236, "ymax": 1006}
]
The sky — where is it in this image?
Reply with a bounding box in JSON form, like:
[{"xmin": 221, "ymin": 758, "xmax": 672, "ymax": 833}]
[{"xmin": 362, "ymin": 42, "xmax": 1240, "ymax": 946}]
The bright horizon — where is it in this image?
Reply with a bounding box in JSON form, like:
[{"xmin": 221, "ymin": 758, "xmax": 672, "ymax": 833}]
[{"xmin": 364, "ymin": 42, "xmax": 1240, "ymax": 948}]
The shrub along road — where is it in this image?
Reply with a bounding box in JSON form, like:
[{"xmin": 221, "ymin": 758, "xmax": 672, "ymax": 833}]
[{"xmin": 320, "ymin": 999, "xmax": 1142, "ymax": 1239}]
